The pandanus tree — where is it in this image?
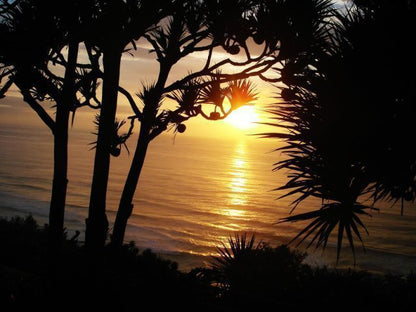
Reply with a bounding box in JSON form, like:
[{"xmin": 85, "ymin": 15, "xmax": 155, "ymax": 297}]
[
  {"xmin": 0, "ymin": 0, "xmax": 100, "ymax": 250},
  {"xmin": 265, "ymin": 0, "xmax": 416, "ymax": 261},
  {"xmin": 348, "ymin": 0, "xmax": 416, "ymax": 212},
  {"xmin": 109, "ymin": 0, "xmax": 335, "ymax": 247},
  {"xmin": 111, "ymin": 0, "xmax": 262, "ymax": 247},
  {"xmin": 83, "ymin": 0, "xmax": 175, "ymax": 250}
]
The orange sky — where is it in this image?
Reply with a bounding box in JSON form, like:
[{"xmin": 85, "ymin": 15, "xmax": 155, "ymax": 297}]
[
  {"xmin": 4, "ymin": 37, "xmax": 280, "ymax": 141},
  {"xmin": 1, "ymin": 0, "xmax": 352, "ymax": 139},
  {"xmin": 114, "ymin": 38, "xmax": 279, "ymax": 140}
]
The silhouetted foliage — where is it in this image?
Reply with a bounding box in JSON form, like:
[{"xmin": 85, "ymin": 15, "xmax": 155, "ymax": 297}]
[
  {"xmin": 195, "ymin": 233, "xmax": 416, "ymax": 311},
  {"xmin": 111, "ymin": 0, "xmax": 336, "ymax": 249},
  {"xmin": 210, "ymin": 234, "xmax": 307, "ymax": 301},
  {"xmin": 110, "ymin": 0, "xmax": 264, "ymax": 247},
  {"xmin": 0, "ymin": 215, "xmax": 219, "ymax": 312},
  {"xmin": 344, "ymin": 0, "xmax": 416, "ymax": 207},
  {"xmin": 1, "ymin": 0, "xmax": 338, "ymax": 254},
  {"xmin": 0, "ymin": 0, "xmax": 101, "ymax": 250},
  {"xmin": 1, "ymin": 218, "xmax": 415, "ymax": 311},
  {"xmin": 84, "ymin": 0, "xmax": 175, "ymax": 251},
  {"xmin": 263, "ymin": 1, "xmax": 416, "ymax": 260},
  {"xmin": 90, "ymin": 114, "xmax": 133, "ymax": 157}
]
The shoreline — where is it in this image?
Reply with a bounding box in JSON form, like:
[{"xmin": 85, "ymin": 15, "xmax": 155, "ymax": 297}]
[
  {"xmin": 158, "ymin": 247, "xmax": 416, "ymax": 276},
  {"xmin": 0, "ymin": 199, "xmax": 415, "ymax": 276}
]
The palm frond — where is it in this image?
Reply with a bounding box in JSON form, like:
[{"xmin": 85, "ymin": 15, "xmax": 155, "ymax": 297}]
[
  {"xmin": 166, "ymin": 80, "xmax": 201, "ymax": 109},
  {"xmin": 226, "ymin": 79, "xmax": 258, "ymax": 109},
  {"xmin": 199, "ymin": 75, "xmax": 225, "ymax": 106},
  {"xmin": 211, "ymin": 233, "xmax": 262, "ymax": 270},
  {"xmin": 279, "ymin": 202, "xmax": 371, "ymax": 263}
]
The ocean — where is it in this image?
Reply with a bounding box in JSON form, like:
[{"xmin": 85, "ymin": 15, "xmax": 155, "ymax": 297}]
[{"xmin": 1, "ymin": 97, "xmax": 416, "ymax": 274}]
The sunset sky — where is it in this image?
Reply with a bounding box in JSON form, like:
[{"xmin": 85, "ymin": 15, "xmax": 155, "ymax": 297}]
[
  {"xmin": 4, "ymin": 38, "xmax": 279, "ymax": 141},
  {"xmin": 115, "ymin": 37, "xmax": 278, "ymax": 139},
  {"xmin": 3, "ymin": 0, "xmax": 352, "ymax": 141}
]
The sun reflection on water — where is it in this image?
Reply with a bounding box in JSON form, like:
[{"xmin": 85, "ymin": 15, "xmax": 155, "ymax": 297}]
[{"xmin": 227, "ymin": 142, "xmax": 249, "ymax": 207}]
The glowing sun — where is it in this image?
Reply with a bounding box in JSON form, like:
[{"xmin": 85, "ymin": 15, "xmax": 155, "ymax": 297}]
[{"xmin": 225, "ymin": 105, "xmax": 259, "ymax": 130}]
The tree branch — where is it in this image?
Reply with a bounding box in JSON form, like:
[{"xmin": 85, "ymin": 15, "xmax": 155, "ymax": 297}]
[
  {"xmin": 144, "ymin": 33, "xmax": 165, "ymax": 61},
  {"xmin": 0, "ymin": 77, "xmax": 13, "ymax": 98},
  {"xmin": 164, "ymin": 55, "xmax": 278, "ymax": 93},
  {"xmin": 17, "ymin": 83, "xmax": 55, "ymax": 134},
  {"xmin": 179, "ymin": 29, "xmax": 211, "ymax": 58},
  {"xmin": 118, "ymin": 86, "xmax": 142, "ymax": 119},
  {"xmin": 204, "ymin": 43, "xmax": 215, "ymax": 71},
  {"xmin": 259, "ymin": 73, "xmax": 282, "ymax": 83}
]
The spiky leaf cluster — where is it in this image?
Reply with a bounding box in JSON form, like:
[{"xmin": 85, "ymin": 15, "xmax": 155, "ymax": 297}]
[{"xmin": 263, "ymin": 2, "xmax": 416, "ymax": 261}]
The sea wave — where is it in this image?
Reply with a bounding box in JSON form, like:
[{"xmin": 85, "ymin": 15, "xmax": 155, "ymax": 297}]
[{"xmin": 1, "ymin": 116, "xmax": 416, "ymax": 275}]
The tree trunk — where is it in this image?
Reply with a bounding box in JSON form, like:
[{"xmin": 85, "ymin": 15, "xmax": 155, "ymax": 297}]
[
  {"xmin": 48, "ymin": 40, "xmax": 78, "ymax": 250},
  {"xmin": 111, "ymin": 63, "xmax": 171, "ymax": 248},
  {"xmin": 111, "ymin": 123, "xmax": 150, "ymax": 247},
  {"xmin": 86, "ymin": 47, "xmax": 122, "ymax": 250}
]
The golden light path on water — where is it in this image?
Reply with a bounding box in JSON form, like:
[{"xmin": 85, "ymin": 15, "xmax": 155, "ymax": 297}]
[{"xmin": 225, "ymin": 142, "xmax": 249, "ymax": 217}]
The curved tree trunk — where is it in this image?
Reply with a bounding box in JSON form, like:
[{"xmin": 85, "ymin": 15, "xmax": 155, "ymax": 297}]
[
  {"xmin": 86, "ymin": 47, "xmax": 122, "ymax": 251},
  {"xmin": 111, "ymin": 123, "xmax": 150, "ymax": 247},
  {"xmin": 49, "ymin": 40, "xmax": 78, "ymax": 251}
]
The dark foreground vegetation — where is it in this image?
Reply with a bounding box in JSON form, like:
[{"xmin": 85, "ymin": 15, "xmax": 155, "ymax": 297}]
[{"xmin": 1, "ymin": 216, "xmax": 415, "ymax": 312}]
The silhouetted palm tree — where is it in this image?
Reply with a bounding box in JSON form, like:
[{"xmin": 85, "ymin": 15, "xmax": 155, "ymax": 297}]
[{"xmin": 264, "ymin": 1, "xmax": 416, "ymax": 261}]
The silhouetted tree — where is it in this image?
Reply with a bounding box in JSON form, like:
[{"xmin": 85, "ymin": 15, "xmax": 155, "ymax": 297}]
[
  {"xmin": 349, "ymin": 0, "xmax": 416, "ymax": 209},
  {"xmin": 110, "ymin": 0, "xmax": 334, "ymax": 247},
  {"xmin": 264, "ymin": 0, "xmax": 416, "ymax": 260},
  {"xmin": 110, "ymin": 0, "xmax": 261, "ymax": 247},
  {"xmin": 0, "ymin": 0, "xmax": 100, "ymax": 250},
  {"xmin": 83, "ymin": 0, "xmax": 175, "ymax": 251}
]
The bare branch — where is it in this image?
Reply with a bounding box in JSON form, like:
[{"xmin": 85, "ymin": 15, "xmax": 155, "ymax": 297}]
[
  {"xmin": 0, "ymin": 67, "xmax": 15, "ymax": 80},
  {"xmin": 178, "ymin": 29, "xmax": 209, "ymax": 47},
  {"xmin": 259, "ymin": 73, "xmax": 281, "ymax": 83},
  {"xmin": 179, "ymin": 29, "xmax": 212, "ymax": 57},
  {"xmin": 180, "ymin": 36, "xmax": 211, "ymax": 58},
  {"xmin": 17, "ymin": 82, "xmax": 55, "ymax": 133},
  {"xmin": 0, "ymin": 76, "xmax": 13, "ymax": 98},
  {"xmin": 118, "ymin": 86, "xmax": 142, "ymax": 119},
  {"xmin": 42, "ymin": 67, "xmax": 65, "ymax": 84},
  {"xmin": 144, "ymin": 33, "xmax": 164, "ymax": 61},
  {"xmin": 204, "ymin": 44, "xmax": 215, "ymax": 70},
  {"xmin": 164, "ymin": 56, "xmax": 277, "ymax": 93},
  {"xmin": 76, "ymin": 98, "xmax": 101, "ymax": 109},
  {"xmin": 52, "ymin": 58, "xmax": 97, "ymax": 70}
]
